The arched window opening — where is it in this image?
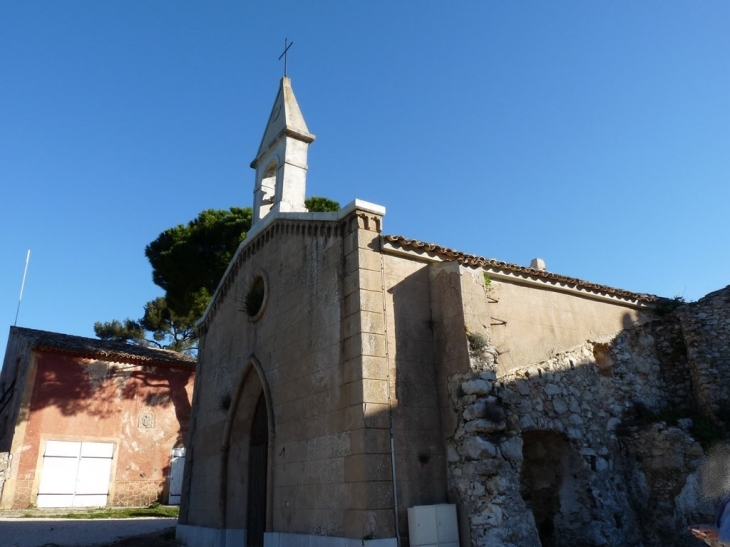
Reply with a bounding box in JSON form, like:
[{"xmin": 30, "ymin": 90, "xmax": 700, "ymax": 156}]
[{"xmin": 258, "ymin": 161, "xmax": 277, "ymax": 218}]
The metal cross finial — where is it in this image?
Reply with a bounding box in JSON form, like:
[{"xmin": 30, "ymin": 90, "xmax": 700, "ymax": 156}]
[{"xmin": 279, "ymin": 38, "xmax": 294, "ymax": 77}]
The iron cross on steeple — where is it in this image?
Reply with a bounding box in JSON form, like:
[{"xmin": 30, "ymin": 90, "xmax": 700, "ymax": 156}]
[{"xmin": 279, "ymin": 38, "xmax": 294, "ymax": 77}]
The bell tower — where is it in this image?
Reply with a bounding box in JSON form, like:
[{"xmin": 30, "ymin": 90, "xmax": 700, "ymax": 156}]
[{"xmin": 250, "ymin": 77, "xmax": 315, "ymax": 225}]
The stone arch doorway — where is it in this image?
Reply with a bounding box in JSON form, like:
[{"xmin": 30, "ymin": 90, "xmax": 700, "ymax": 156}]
[
  {"xmin": 519, "ymin": 430, "xmax": 591, "ymax": 547},
  {"xmin": 246, "ymin": 394, "xmax": 268, "ymax": 547},
  {"xmin": 220, "ymin": 357, "xmax": 275, "ymax": 544}
]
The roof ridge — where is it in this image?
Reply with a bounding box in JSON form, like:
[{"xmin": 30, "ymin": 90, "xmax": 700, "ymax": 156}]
[
  {"xmin": 382, "ymin": 234, "xmax": 659, "ymax": 303},
  {"xmin": 9, "ymin": 326, "xmax": 196, "ymax": 366}
]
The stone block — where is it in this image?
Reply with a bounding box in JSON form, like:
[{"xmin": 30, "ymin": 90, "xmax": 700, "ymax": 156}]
[
  {"xmin": 345, "ymin": 230, "xmax": 380, "ymax": 256},
  {"xmin": 344, "ymin": 453, "xmax": 392, "ymax": 482},
  {"xmin": 306, "ymin": 432, "xmax": 352, "ymax": 461},
  {"xmin": 343, "ymin": 404, "xmax": 365, "ymax": 431},
  {"xmin": 343, "ymin": 380, "xmax": 361, "ymax": 404},
  {"xmin": 343, "ymin": 311, "xmax": 385, "ymax": 339},
  {"xmin": 345, "ymin": 333, "xmax": 386, "ymax": 360},
  {"xmin": 305, "ymin": 457, "xmax": 344, "ymax": 485},
  {"xmin": 357, "ymin": 249, "xmax": 383, "ymax": 273},
  {"xmin": 343, "ymin": 481, "xmax": 394, "ymax": 510},
  {"xmin": 458, "ymin": 436, "xmax": 497, "ymax": 460},
  {"xmin": 349, "ymin": 428, "xmax": 391, "ymax": 455},
  {"xmin": 463, "ymin": 419, "xmax": 506, "ymax": 434},
  {"xmin": 343, "ymin": 358, "xmax": 362, "ymax": 385},
  {"xmin": 461, "ymin": 379, "xmax": 492, "ymax": 395},
  {"xmin": 361, "ymin": 269, "xmax": 385, "ymax": 292},
  {"xmin": 392, "ymin": 406, "xmax": 440, "ymax": 431},
  {"xmin": 274, "ymin": 461, "xmax": 306, "ymax": 487},
  {"xmin": 362, "ymin": 379, "xmax": 390, "ymax": 404},
  {"xmin": 363, "ymin": 403, "xmax": 390, "ymax": 429},
  {"xmin": 343, "ymin": 290, "xmax": 383, "ymax": 318},
  {"xmin": 278, "ymin": 440, "xmax": 307, "ymax": 463},
  {"xmin": 362, "ymin": 356, "xmax": 389, "ymax": 380}
]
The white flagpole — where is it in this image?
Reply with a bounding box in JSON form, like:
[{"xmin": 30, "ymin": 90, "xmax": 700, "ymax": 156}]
[{"xmin": 14, "ymin": 250, "xmax": 30, "ymax": 326}]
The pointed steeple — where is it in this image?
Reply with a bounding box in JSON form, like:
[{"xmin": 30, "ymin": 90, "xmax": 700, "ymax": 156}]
[{"xmin": 250, "ymin": 77, "xmax": 315, "ymax": 225}]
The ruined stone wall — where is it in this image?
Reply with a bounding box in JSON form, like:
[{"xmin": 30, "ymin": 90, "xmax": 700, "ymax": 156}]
[
  {"xmin": 446, "ymin": 340, "xmax": 650, "ymax": 547},
  {"xmin": 441, "ymin": 283, "xmax": 730, "ymax": 547},
  {"xmin": 676, "ymin": 286, "xmax": 730, "ymax": 419}
]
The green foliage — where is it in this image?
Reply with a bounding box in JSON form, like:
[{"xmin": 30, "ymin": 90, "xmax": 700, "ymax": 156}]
[
  {"xmin": 140, "ymin": 297, "xmax": 198, "ymax": 353},
  {"xmin": 654, "ymin": 295, "xmax": 686, "ymax": 316},
  {"xmin": 95, "ymin": 297, "xmax": 198, "ymax": 354},
  {"xmin": 22, "ymin": 506, "xmax": 179, "ymax": 519},
  {"xmin": 98, "ymin": 200, "xmax": 338, "ymax": 354},
  {"xmin": 467, "ymin": 331, "xmax": 488, "ymax": 352},
  {"xmin": 305, "ymin": 196, "xmax": 340, "ymax": 212},
  {"xmin": 93, "ymin": 319, "xmax": 147, "ymax": 346},
  {"xmin": 97, "ymin": 208, "xmax": 252, "ymax": 355},
  {"xmin": 146, "ymin": 207, "xmax": 252, "ymax": 317},
  {"xmin": 483, "ymin": 272, "xmax": 492, "ymax": 289}
]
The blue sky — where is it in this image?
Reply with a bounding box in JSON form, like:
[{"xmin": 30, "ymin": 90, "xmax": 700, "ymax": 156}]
[{"xmin": 1, "ymin": 2, "xmax": 729, "ymax": 360}]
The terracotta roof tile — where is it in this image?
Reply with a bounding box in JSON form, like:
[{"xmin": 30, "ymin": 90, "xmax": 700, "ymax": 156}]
[
  {"xmin": 9, "ymin": 327, "xmax": 196, "ymax": 367},
  {"xmin": 382, "ymin": 235, "xmax": 659, "ymax": 304}
]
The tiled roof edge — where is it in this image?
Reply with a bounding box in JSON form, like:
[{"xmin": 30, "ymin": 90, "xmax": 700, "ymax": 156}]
[
  {"xmin": 10, "ymin": 327, "xmax": 196, "ymax": 367},
  {"xmin": 382, "ymin": 235, "xmax": 659, "ymax": 304}
]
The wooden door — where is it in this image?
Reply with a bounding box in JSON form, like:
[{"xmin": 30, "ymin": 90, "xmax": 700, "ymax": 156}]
[
  {"xmin": 246, "ymin": 395, "xmax": 268, "ymax": 547},
  {"xmin": 168, "ymin": 447, "xmax": 186, "ymax": 505}
]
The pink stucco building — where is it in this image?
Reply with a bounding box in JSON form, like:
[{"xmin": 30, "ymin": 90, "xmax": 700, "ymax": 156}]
[{"xmin": 0, "ymin": 326, "xmax": 195, "ymax": 508}]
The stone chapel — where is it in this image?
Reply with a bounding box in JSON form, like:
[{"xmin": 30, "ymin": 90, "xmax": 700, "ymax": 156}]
[{"xmin": 177, "ymin": 77, "xmax": 727, "ymax": 547}]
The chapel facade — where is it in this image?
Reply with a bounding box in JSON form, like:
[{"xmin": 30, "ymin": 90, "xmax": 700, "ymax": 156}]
[{"xmin": 177, "ymin": 77, "xmax": 722, "ymax": 547}]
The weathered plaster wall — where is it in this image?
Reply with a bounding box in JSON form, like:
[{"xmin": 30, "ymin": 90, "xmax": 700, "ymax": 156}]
[
  {"xmin": 484, "ymin": 278, "xmax": 647, "ymax": 376},
  {"xmin": 5, "ymin": 350, "xmax": 193, "ymax": 508}
]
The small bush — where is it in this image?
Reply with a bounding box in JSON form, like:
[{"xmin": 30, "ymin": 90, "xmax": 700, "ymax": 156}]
[
  {"xmin": 467, "ymin": 332, "xmax": 488, "ymax": 352},
  {"xmin": 654, "ymin": 296, "xmax": 686, "ymax": 316},
  {"xmin": 483, "ymin": 272, "xmax": 492, "ymax": 289}
]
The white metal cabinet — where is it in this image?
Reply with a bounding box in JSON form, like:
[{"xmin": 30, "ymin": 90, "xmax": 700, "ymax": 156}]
[{"xmin": 408, "ymin": 504, "xmax": 459, "ymax": 547}]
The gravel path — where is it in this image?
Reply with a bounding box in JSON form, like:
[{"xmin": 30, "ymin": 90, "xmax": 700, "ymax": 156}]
[{"xmin": 0, "ymin": 517, "xmax": 177, "ymax": 547}]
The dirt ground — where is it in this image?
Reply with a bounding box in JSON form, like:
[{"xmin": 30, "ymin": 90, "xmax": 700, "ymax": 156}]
[{"xmin": 0, "ymin": 508, "xmax": 180, "ymax": 547}]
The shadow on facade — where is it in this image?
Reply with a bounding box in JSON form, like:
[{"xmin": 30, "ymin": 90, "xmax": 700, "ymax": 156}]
[
  {"xmin": 384, "ymin": 272, "xmax": 728, "ymax": 547},
  {"xmin": 27, "ymin": 353, "xmax": 193, "ymax": 447}
]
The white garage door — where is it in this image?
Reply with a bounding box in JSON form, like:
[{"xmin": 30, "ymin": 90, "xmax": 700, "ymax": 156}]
[{"xmin": 37, "ymin": 440, "xmax": 114, "ymax": 508}]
